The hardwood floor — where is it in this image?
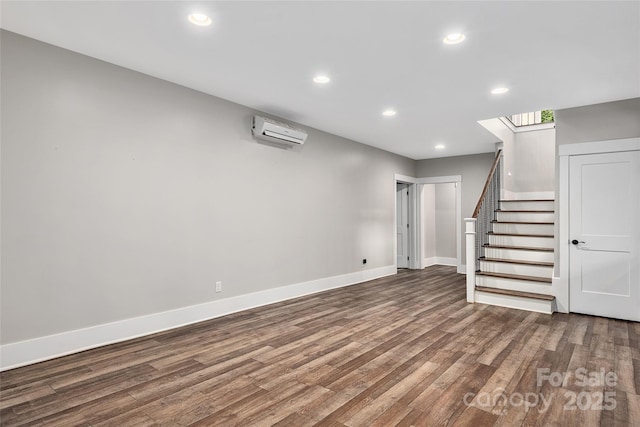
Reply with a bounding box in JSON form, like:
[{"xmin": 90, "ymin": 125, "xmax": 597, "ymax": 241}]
[{"xmin": 1, "ymin": 265, "xmax": 638, "ymax": 426}]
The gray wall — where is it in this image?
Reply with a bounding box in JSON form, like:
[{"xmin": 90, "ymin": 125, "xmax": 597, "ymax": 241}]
[
  {"xmin": 0, "ymin": 31, "xmax": 415, "ymax": 344},
  {"xmin": 421, "ymin": 185, "xmax": 436, "ymax": 260},
  {"xmin": 416, "ymin": 153, "xmax": 495, "ymax": 265},
  {"xmin": 421, "ymin": 183, "xmax": 456, "ymax": 262},
  {"xmin": 434, "ymin": 183, "xmax": 456, "ymax": 259},
  {"xmin": 504, "ymin": 128, "xmax": 555, "ymax": 194},
  {"xmin": 555, "ymin": 98, "xmax": 640, "ymax": 145}
]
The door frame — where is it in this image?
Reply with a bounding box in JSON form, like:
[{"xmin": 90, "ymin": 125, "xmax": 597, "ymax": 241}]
[
  {"xmin": 395, "ymin": 174, "xmax": 420, "ymax": 270},
  {"xmin": 556, "ymin": 137, "xmax": 640, "ymax": 314},
  {"xmin": 394, "ymin": 174, "xmax": 462, "ymax": 273},
  {"xmin": 396, "ymin": 182, "xmax": 410, "ymax": 268}
]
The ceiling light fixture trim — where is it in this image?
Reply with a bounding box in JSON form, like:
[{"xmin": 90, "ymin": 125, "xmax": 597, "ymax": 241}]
[
  {"xmin": 313, "ymin": 75, "xmax": 331, "ymax": 84},
  {"xmin": 188, "ymin": 13, "xmax": 212, "ymax": 26},
  {"xmin": 491, "ymin": 87, "xmax": 509, "ymax": 95},
  {"xmin": 443, "ymin": 33, "xmax": 466, "ymax": 45}
]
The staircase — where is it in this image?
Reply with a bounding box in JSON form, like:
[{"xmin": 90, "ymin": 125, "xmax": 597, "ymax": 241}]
[
  {"xmin": 473, "ymin": 199, "xmax": 556, "ymax": 313},
  {"xmin": 464, "ymin": 149, "xmax": 556, "ymax": 314}
]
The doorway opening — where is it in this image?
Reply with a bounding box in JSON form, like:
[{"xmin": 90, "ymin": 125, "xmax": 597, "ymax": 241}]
[
  {"xmin": 422, "ymin": 183, "xmax": 457, "ymax": 268},
  {"xmin": 394, "ymin": 174, "xmax": 462, "ymax": 273}
]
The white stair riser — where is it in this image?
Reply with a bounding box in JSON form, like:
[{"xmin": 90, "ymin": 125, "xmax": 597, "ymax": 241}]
[
  {"xmin": 480, "ymin": 261, "xmax": 552, "ymax": 278},
  {"xmin": 484, "ymin": 248, "xmax": 554, "ymax": 263},
  {"xmin": 475, "ymin": 276, "xmax": 553, "ymax": 295},
  {"xmin": 475, "ymin": 291, "xmax": 554, "ymax": 314},
  {"xmin": 499, "ymin": 201, "xmax": 554, "ymax": 211},
  {"xmin": 496, "ymin": 212, "xmax": 554, "ymax": 222},
  {"xmin": 492, "ymin": 223, "xmax": 554, "ymax": 235},
  {"xmin": 489, "ymin": 234, "xmax": 554, "ymax": 249}
]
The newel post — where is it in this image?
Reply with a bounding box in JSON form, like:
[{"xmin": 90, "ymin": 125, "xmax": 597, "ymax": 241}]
[{"xmin": 465, "ymin": 218, "xmax": 476, "ymax": 303}]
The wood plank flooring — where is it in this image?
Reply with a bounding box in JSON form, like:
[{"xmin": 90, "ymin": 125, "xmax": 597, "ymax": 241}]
[{"xmin": 1, "ymin": 265, "xmax": 638, "ymax": 426}]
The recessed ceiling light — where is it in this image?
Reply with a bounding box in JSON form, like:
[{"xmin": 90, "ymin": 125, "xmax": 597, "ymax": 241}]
[
  {"xmin": 313, "ymin": 75, "xmax": 331, "ymax": 84},
  {"xmin": 188, "ymin": 13, "xmax": 212, "ymax": 26},
  {"xmin": 435, "ymin": 144, "xmax": 445, "ymax": 150},
  {"xmin": 443, "ymin": 33, "xmax": 466, "ymax": 45},
  {"xmin": 491, "ymin": 87, "xmax": 509, "ymax": 95},
  {"xmin": 382, "ymin": 110, "xmax": 397, "ymax": 117}
]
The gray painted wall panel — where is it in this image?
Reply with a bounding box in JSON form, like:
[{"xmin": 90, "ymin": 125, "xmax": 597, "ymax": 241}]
[
  {"xmin": 555, "ymin": 98, "xmax": 640, "ymax": 145},
  {"xmin": 435, "ymin": 183, "xmax": 456, "ymax": 259},
  {"xmin": 0, "ymin": 31, "xmax": 414, "ymax": 344},
  {"xmin": 421, "ymin": 185, "xmax": 436, "ymax": 260},
  {"xmin": 504, "ymin": 128, "xmax": 555, "ymax": 194}
]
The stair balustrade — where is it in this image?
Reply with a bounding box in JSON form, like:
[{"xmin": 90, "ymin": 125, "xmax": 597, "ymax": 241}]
[{"xmin": 465, "ymin": 150, "xmax": 503, "ymax": 303}]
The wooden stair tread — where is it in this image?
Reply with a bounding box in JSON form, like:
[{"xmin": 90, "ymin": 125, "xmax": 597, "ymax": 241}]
[
  {"xmin": 491, "ymin": 220, "xmax": 554, "ymax": 225},
  {"xmin": 499, "ymin": 199, "xmax": 554, "ymax": 202},
  {"xmin": 476, "ymin": 271, "xmax": 552, "ymax": 283},
  {"xmin": 484, "ymin": 244, "xmax": 554, "ymax": 252},
  {"xmin": 475, "ymin": 286, "xmax": 555, "ymax": 301},
  {"xmin": 496, "ymin": 209, "xmax": 554, "ymax": 213},
  {"xmin": 488, "ymin": 232, "xmax": 554, "ymax": 238},
  {"xmin": 479, "ymin": 257, "xmax": 554, "ymax": 267}
]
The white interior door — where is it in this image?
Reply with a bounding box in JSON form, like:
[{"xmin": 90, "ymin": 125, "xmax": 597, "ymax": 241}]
[
  {"xmin": 396, "ymin": 183, "xmax": 409, "ymax": 268},
  {"xmin": 569, "ymin": 151, "xmax": 640, "ymax": 321}
]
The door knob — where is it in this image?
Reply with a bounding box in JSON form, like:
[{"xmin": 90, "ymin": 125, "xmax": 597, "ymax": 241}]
[{"xmin": 571, "ymin": 239, "xmax": 585, "ymax": 245}]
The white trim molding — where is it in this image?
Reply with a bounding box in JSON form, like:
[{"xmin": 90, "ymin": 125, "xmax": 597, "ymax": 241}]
[
  {"xmin": 394, "ymin": 173, "xmax": 417, "ymax": 184},
  {"xmin": 416, "ymin": 175, "xmax": 462, "ymax": 184},
  {"xmin": 423, "ymin": 257, "xmax": 457, "ymax": 267},
  {"xmin": 555, "ymin": 154, "xmax": 570, "ymax": 313},
  {"xmin": 394, "ymin": 176, "xmax": 420, "ymax": 270},
  {"xmin": 0, "ymin": 265, "xmax": 395, "ymax": 371},
  {"xmin": 558, "ymin": 137, "xmax": 640, "ymax": 156}
]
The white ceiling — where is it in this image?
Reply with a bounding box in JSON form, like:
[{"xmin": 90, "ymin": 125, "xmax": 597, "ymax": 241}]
[{"xmin": 2, "ymin": 1, "xmax": 639, "ymax": 160}]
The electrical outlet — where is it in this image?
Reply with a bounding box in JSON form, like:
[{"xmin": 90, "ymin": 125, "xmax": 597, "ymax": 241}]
[
  {"xmin": 362, "ymin": 259, "xmax": 367, "ymax": 265},
  {"xmin": 215, "ymin": 281, "xmax": 222, "ymax": 293}
]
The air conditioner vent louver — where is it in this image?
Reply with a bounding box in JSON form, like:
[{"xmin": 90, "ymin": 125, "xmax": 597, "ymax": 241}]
[{"xmin": 251, "ymin": 116, "xmax": 307, "ymax": 146}]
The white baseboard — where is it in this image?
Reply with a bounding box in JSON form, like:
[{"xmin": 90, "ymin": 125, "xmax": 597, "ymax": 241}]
[
  {"xmin": 423, "ymin": 257, "xmax": 436, "ymax": 267},
  {"xmin": 0, "ymin": 265, "xmax": 396, "ymax": 371},
  {"xmin": 457, "ymin": 264, "xmax": 467, "ymax": 274},
  {"xmin": 423, "ymin": 257, "xmax": 457, "ymax": 268},
  {"xmin": 435, "ymin": 257, "xmax": 457, "ymax": 266}
]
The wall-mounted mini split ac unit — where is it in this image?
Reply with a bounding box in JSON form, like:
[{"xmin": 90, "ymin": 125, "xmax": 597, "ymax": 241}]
[{"xmin": 251, "ymin": 116, "xmax": 308, "ymax": 146}]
